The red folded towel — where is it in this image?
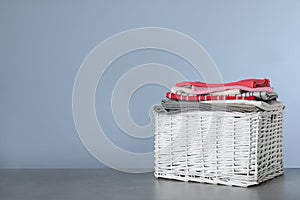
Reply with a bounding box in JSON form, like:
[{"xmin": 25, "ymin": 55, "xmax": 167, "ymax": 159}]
[
  {"xmin": 166, "ymin": 92, "xmax": 256, "ymax": 102},
  {"xmin": 176, "ymin": 78, "xmax": 270, "ymax": 88}
]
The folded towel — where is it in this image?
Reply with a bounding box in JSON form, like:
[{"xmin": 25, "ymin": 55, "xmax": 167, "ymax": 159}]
[
  {"xmin": 176, "ymin": 78, "xmax": 270, "ymax": 88},
  {"xmin": 156, "ymin": 99, "xmax": 261, "ymax": 113},
  {"xmin": 166, "ymin": 92, "xmax": 255, "ymax": 101},
  {"xmin": 172, "ymin": 87, "xmax": 243, "ymax": 96},
  {"xmin": 192, "ymin": 85, "xmax": 274, "ymax": 94},
  {"xmin": 155, "ymin": 100, "xmax": 284, "ymax": 114}
]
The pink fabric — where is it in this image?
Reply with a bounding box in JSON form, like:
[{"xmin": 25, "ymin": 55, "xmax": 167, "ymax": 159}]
[
  {"xmin": 192, "ymin": 86, "xmax": 274, "ymax": 95},
  {"xmin": 176, "ymin": 78, "xmax": 270, "ymax": 88}
]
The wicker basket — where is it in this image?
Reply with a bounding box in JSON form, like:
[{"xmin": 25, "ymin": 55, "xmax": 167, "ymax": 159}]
[{"xmin": 154, "ymin": 104, "xmax": 284, "ymax": 187}]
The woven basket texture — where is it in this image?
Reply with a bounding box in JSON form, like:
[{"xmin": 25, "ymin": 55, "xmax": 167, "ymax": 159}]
[{"xmin": 154, "ymin": 107, "xmax": 284, "ymax": 187}]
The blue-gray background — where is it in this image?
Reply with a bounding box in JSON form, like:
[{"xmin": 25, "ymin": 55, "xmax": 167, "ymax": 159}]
[{"xmin": 1, "ymin": 0, "xmax": 299, "ymax": 168}]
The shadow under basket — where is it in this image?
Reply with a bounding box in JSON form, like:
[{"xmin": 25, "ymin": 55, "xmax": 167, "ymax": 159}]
[{"xmin": 153, "ymin": 104, "xmax": 284, "ymax": 187}]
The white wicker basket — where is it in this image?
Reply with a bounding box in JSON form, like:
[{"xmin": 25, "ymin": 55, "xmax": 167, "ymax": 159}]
[{"xmin": 154, "ymin": 104, "xmax": 284, "ymax": 187}]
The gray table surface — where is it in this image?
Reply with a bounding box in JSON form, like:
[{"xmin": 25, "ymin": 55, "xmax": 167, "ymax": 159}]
[{"xmin": 0, "ymin": 169, "xmax": 299, "ymax": 200}]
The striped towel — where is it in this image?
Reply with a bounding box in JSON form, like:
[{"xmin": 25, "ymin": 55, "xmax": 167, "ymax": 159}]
[
  {"xmin": 166, "ymin": 91, "xmax": 277, "ymax": 102},
  {"xmin": 166, "ymin": 92, "xmax": 255, "ymax": 102}
]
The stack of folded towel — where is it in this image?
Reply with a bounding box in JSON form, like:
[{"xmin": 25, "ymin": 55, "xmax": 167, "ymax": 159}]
[
  {"xmin": 154, "ymin": 78, "xmax": 280, "ymax": 113},
  {"xmin": 166, "ymin": 78, "xmax": 278, "ymax": 102}
]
